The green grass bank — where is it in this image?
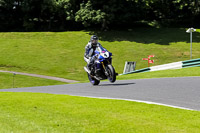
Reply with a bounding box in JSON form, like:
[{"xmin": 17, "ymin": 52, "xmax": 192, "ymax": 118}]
[
  {"xmin": 118, "ymin": 67, "xmax": 200, "ymax": 80},
  {"xmin": 0, "ymin": 29, "xmax": 200, "ymax": 132},
  {"xmin": 0, "ymin": 72, "xmax": 66, "ymax": 89},
  {"xmin": 0, "ymin": 28, "xmax": 200, "ymax": 83},
  {"xmin": 0, "ymin": 92, "xmax": 199, "ymax": 133}
]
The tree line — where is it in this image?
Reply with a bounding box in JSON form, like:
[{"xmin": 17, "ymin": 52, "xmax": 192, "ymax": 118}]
[{"xmin": 0, "ymin": 0, "xmax": 200, "ymax": 31}]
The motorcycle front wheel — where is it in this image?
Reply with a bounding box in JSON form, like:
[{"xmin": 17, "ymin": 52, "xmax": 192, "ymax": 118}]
[
  {"xmin": 87, "ymin": 73, "xmax": 100, "ymax": 85},
  {"xmin": 107, "ymin": 64, "xmax": 116, "ymax": 83}
]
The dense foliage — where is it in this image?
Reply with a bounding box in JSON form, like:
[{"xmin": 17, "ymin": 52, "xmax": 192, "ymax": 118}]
[{"xmin": 0, "ymin": 0, "xmax": 200, "ymax": 31}]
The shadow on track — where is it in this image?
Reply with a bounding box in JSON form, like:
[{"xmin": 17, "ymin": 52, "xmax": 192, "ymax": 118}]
[{"xmin": 99, "ymin": 82, "xmax": 135, "ymax": 86}]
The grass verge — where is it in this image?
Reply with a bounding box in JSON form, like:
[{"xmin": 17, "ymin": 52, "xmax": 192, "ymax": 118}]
[
  {"xmin": 0, "ymin": 28, "xmax": 200, "ymax": 82},
  {"xmin": 0, "ymin": 92, "xmax": 199, "ymax": 133},
  {"xmin": 117, "ymin": 67, "xmax": 200, "ymax": 80},
  {"xmin": 0, "ymin": 72, "xmax": 66, "ymax": 89}
]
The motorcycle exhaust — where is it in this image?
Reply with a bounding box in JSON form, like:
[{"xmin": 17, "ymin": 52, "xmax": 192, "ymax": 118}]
[
  {"xmin": 84, "ymin": 67, "xmax": 91, "ymax": 74},
  {"xmin": 84, "ymin": 67, "xmax": 100, "ymax": 81}
]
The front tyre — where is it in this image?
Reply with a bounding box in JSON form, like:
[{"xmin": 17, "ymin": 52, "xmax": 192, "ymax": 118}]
[
  {"xmin": 107, "ymin": 65, "xmax": 116, "ymax": 83},
  {"xmin": 87, "ymin": 73, "xmax": 100, "ymax": 85}
]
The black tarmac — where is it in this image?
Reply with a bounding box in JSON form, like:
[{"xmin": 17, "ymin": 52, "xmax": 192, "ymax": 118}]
[{"xmin": 0, "ymin": 77, "xmax": 199, "ymax": 111}]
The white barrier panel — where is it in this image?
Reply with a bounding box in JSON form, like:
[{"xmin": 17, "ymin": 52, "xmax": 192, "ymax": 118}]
[{"xmin": 150, "ymin": 61, "xmax": 183, "ymax": 71}]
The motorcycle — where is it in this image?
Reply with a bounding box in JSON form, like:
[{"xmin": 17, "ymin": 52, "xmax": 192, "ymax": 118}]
[{"xmin": 84, "ymin": 45, "xmax": 117, "ymax": 85}]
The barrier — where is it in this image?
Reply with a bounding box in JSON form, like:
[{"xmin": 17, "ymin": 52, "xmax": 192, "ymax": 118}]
[
  {"xmin": 120, "ymin": 58, "xmax": 200, "ymax": 75},
  {"xmin": 123, "ymin": 62, "xmax": 136, "ymax": 74},
  {"xmin": 182, "ymin": 58, "xmax": 200, "ymax": 68}
]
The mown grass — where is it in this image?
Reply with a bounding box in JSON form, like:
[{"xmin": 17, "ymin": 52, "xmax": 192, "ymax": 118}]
[
  {"xmin": 0, "ymin": 29, "xmax": 200, "ymax": 132},
  {"xmin": 118, "ymin": 67, "xmax": 200, "ymax": 80},
  {"xmin": 0, "ymin": 92, "xmax": 199, "ymax": 133},
  {"xmin": 0, "ymin": 28, "xmax": 200, "ymax": 83},
  {"xmin": 0, "ymin": 72, "xmax": 66, "ymax": 89},
  {"xmin": 0, "ymin": 32, "xmax": 88, "ymax": 81}
]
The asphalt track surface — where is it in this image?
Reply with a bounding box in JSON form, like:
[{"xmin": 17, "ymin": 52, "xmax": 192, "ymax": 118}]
[{"xmin": 0, "ymin": 77, "xmax": 200, "ymax": 111}]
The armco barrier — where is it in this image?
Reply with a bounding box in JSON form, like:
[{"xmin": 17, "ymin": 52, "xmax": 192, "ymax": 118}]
[
  {"xmin": 182, "ymin": 58, "xmax": 200, "ymax": 68},
  {"xmin": 120, "ymin": 58, "xmax": 200, "ymax": 75}
]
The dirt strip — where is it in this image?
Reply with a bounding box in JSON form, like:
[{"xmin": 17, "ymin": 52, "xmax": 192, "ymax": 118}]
[{"xmin": 0, "ymin": 70, "xmax": 78, "ymax": 83}]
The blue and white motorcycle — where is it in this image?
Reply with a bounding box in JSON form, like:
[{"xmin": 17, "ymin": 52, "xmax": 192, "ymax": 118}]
[{"xmin": 84, "ymin": 46, "xmax": 117, "ymax": 85}]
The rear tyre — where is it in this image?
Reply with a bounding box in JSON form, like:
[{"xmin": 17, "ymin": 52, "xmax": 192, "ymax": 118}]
[
  {"xmin": 107, "ymin": 65, "xmax": 116, "ymax": 83},
  {"xmin": 87, "ymin": 73, "xmax": 100, "ymax": 85}
]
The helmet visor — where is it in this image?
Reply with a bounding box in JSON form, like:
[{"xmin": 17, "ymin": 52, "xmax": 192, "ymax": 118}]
[
  {"xmin": 92, "ymin": 40, "xmax": 98, "ymax": 45},
  {"xmin": 92, "ymin": 40, "xmax": 98, "ymax": 47}
]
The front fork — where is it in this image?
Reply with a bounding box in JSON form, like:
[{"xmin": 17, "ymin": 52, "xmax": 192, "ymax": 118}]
[{"xmin": 101, "ymin": 62, "xmax": 109, "ymax": 76}]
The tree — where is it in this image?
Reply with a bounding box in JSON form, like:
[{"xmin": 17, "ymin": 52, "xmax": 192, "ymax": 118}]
[
  {"xmin": 75, "ymin": 1, "xmax": 106, "ymax": 29},
  {"xmin": 0, "ymin": 0, "xmax": 200, "ymax": 31}
]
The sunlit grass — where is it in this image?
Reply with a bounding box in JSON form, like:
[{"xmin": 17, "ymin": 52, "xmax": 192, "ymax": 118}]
[
  {"xmin": 0, "ymin": 28, "xmax": 200, "ymax": 82},
  {"xmin": 118, "ymin": 67, "xmax": 200, "ymax": 80},
  {"xmin": 0, "ymin": 72, "xmax": 66, "ymax": 89},
  {"xmin": 0, "ymin": 92, "xmax": 199, "ymax": 132}
]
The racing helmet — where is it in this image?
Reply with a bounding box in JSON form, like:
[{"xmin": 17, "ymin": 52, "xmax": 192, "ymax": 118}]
[{"xmin": 90, "ymin": 35, "xmax": 98, "ymax": 47}]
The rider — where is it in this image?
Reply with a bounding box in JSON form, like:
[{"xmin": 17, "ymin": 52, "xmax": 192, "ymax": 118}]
[{"xmin": 84, "ymin": 35, "xmax": 103, "ymax": 74}]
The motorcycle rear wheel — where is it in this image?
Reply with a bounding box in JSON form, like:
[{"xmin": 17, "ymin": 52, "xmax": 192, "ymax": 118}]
[{"xmin": 87, "ymin": 73, "xmax": 100, "ymax": 85}]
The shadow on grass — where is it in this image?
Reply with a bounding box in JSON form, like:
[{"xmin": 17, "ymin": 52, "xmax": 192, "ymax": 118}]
[{"xmin": 88, "ymin": 28, "xmax": 200, "ymax": 45}]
